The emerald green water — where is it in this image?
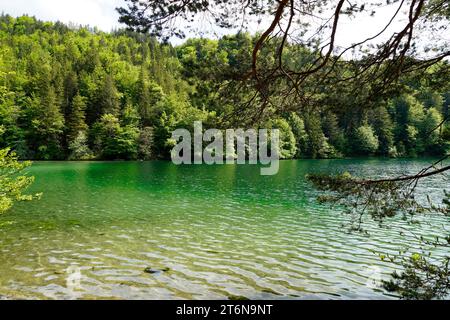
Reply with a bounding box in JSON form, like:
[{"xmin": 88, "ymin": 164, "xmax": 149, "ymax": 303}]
[{"xmin": 0, "ymin": 160, "xmax": 447, "ymax": 299}]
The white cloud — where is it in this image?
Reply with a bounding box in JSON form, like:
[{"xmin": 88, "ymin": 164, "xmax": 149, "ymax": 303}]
[
  {"xmin": 0, "ymin": 0, "xmax": 124, "ymax": 31},
  {"xmin": 1, "ymin": 0, "xmax": 404, "ymax": 40}
]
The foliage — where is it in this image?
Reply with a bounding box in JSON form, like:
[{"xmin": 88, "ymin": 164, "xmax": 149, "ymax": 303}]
[
  {"xmin": 92, "ymin": 114, "xmax": 139, "ymax": 160},
  {"xmin": 0, "ymin": 15, "xmax": 448, "ymax": 160},
  {"xmin": 0, "ymin": 9, "xmax": 448, "ymax": 301},
  {"xmin": 383, "ymin": 252, "xmax": 450, "ymax": 300},
  {"xmin": 353, "ymin": 125, "xmax": 379, "ymax": 155},
  {"xmin": 67, "ymin": 94, "xmax": 88, "ymax": 143},
  {"xmin": 288, "ymin": 112, "xmax": 308, "ymax": 158},
  {"xmin": 0, "ymin": 147, "xmax": 39, "ymax": 214},
  {"xmin": 138, "ymin": 127, "xmax": 155, "ymax": 160},
  {"xmin": 380, "ymin": 192, "xmax": 450, "ymax": 300},
  {"xmin": 68, "ymin": 131, "xmax": 93, "ymax": 160},
  {"xmin": 307, "ymin": 159, "xmax": 450, "ymax": 299},
  {"xmin": 267, "ymin": 118, "xmax": 297, "ymax": 159}
]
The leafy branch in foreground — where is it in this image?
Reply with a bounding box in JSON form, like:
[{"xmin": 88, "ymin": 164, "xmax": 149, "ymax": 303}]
[
  {"xmin": 307, "ymin": 157, "xmax": 449, "ymax": 229},
  {"xmin": 307, "ymin": 156, "xmax": 450, "ymax": 299},
  {"xmin": 382, "ymin": 239, "xmax": 449, "ymax": 300},
  {"xmin": 0, "ymin": 147, "xmax": 40, "ymax": 215},
  {"xmin": 118, "ymin": 0, "xmax": 450, "ymax": 117}
]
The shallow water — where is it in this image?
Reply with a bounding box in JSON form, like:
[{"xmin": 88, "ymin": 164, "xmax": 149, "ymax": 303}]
[{"xmin": 0, "ymin": 159, "xmax": 448, "ymax": 299}]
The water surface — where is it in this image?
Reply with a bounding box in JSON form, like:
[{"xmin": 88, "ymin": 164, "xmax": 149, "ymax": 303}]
[{"xmin": 0, "ymin": 159, "xmax": 447, "ymax": 299}]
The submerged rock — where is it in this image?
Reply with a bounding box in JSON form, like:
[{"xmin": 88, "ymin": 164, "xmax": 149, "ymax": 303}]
[
  {"xmin": 144, "ymin": 267, "xmax": 158, "ymax": 274},
  {"xmin": 144, "ymin": 267, "xmax": 170, "ymax": 274}
]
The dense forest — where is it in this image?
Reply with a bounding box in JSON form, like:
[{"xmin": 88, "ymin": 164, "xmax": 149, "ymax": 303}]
[{"xmin": 0, "ymin": 14, "xmax": 449, "ymax": 161}]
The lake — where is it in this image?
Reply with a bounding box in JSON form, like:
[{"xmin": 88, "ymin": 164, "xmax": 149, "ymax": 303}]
[{"xmin": 0, "ymin": 159, "xmax": 447, "ymax": 299}]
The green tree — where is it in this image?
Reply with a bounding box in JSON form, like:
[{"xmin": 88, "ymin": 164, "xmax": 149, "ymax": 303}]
[
  {"xmin": 0, "ymin": 147, "xmax": 39, "ymax": 214},
  {"xmin": 98, "ymin": 75, "xmax": 121, "ymax": 117},
  {"xmin": 68, "ymin": 131, "xmax": 93, "ymax": 160},
  {"xmin": 137, "ymin": 74, "xmax": 165, "ymax": 126},
  {"xmin": 392, "ymin": 94, "xmax": 425, "ymax": 156},
  {"xmin": 288, "ymin": 112, "xmax": 308, "ymax": 158},
  {"xmin": 136, "ymin": 67, "xmax": 153, "ymax": 125},
  {"xmin": 29, "ymin": 86, "xmax": 65, "ymax": 159},
  {"xmin": 304, "ymin": 113, "xmax": 335, "ymax": 159},
  {"xmin": 92, "ymin": 114, "xmax": 139, "ymax": 159},
  {"xmin": 122, "ymin": 100, "xmax": 141, "ymax": 127},
  {"xmin": 0, "ymin": 85, "xmax": 27, "ymax": 157},
  {"xmin": 369, "ymin": 106, "xmax": 395, "ymax": 157},
  {"xmin": 269, "ymin": 118, "xmax": 297, "ymax": 159},
  {"xmin": 138, "ymin": 126, "xmax": 155, "ymax": 160},
  {"xmin": 353, "ymin": 125, "xmax": 379, "ymax": 155},
  {"xmin": 62, "ymin": 71, "xmax": 79, "ymax": 117},
  {"xmin": 67, "ymin": 94, "xmax": 88, "ymax": 143},
  {"xmin": 420, "ymin": 107, "xmax": 445, "ymax": 155},
  {"xmin": 322, "ymin": 111, "xmax": 345, "ymax": 155}
]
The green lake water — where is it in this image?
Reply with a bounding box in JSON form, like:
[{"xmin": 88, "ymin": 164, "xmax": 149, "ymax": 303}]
[{"xmin": 0, "ymin": 159, "xmax": 448, "ymax": 299}]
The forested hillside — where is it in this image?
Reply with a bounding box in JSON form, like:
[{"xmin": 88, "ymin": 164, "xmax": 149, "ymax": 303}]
[{"xmin": 0, "ymin": 15, "xmax": 448, "ymax": 160}]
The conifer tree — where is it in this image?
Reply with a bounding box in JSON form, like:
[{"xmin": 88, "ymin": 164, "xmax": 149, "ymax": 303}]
[
  {"xmin": 67, "ymin": 94, "xmax": 88, "ymax": 143},
  {"xmin": 98, "ymin": 74, "xmax": 121, "ymax": 117}
]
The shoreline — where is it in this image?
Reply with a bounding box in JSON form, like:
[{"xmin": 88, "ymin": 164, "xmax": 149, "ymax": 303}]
[{"xmin": 21, "ymin": 156, "xmax": 447, "ymax": 162}]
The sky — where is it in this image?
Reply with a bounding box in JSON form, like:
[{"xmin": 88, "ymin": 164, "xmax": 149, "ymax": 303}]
[
  {"xmin": 0, "ymin": 0, "xmax": 124, "ymax": 31},
  {"xmin": 0, "ymin": 0, "xmax": 442, "ymax": 53}
]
